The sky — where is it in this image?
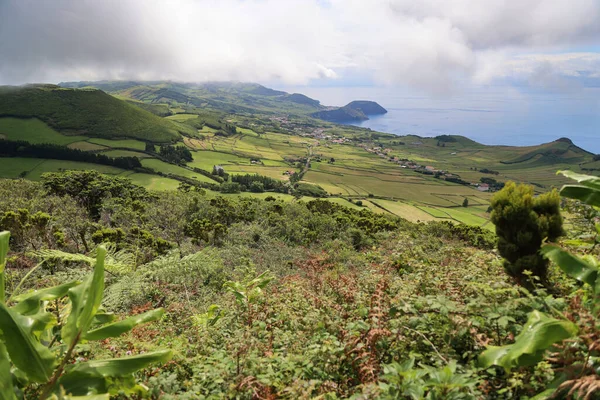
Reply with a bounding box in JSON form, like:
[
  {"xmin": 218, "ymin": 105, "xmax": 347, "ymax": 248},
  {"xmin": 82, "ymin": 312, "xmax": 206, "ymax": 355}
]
[{"xmin": 1, "ymin": 0, "xmax": 600, "ymax": 94}]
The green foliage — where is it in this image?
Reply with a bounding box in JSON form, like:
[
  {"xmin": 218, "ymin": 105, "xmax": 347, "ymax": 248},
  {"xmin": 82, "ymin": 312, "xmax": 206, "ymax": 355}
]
[
  {"xmin": 479, "ymin": 172, "xmax": 600, "ymax": 399},
  {"xmin": 223, "ymin": 270, "xmax": 273, "ymax": 310},
  {"xmin": 462, "ymin": 198, "xmax": 468, "ymax": 207},
  {"xmin": 159, "ymin": 144, "xmax": 193, "ymax": 165},
  {"xmin": 379, "ymin": 359, "xmax": 480, "ymax": 399},
  {"xmin": 219, "ymin": 182, "xmax": 241, "ymax": 194},
  {"xmin": 0, "ymin": 232, "xmax": 170, "ymax": 398},
  {"xmin": 42, "ymin": 170, "xmax": 151, "ymax": 218},
  {"xmin": 490, "ymin": 182, "xmax": 563, "ymax": 285},
  {"xmin": 479, "ymin": 310, "xmax": 577, "ymax": 371}
]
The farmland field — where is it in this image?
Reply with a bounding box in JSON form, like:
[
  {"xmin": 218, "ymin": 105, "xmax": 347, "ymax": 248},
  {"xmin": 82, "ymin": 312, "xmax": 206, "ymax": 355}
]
[
  {"xmin": 0, "ymin": 117, "xmax": 87, "ymax": 145},
  {"xmin": 141, "ymin": 158, "xmax": 216, "ymax": 183},
  {"xmin": 67, "ymin": 141, "xmax": 107, "ymax": 151},
  {"xmin": 0, "ymin": 157, "xmax": 47, "ymax": 178},
  {"xmin": 25, "ymin": 159, "xmax": 124, "ymax": 180},
  {"xmin": 88, "ymin": 138, "xmax": 147, "ymax": 151},
  {"xmin": 101, "ymin": 150, "xmax": 152, "ymax": 158},
  {"xmin": 126, "ymin": 173, "xmax": 181, "ymax": 191}
]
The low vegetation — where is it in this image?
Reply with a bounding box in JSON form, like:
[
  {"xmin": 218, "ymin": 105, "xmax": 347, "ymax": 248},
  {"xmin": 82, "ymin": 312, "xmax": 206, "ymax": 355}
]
[{"xmin": 0, "ymin": 169, "xmax": 597, "ymax": 398}]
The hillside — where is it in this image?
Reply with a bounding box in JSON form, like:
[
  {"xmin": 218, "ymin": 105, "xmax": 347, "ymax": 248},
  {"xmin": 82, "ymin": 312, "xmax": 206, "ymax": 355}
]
[
  {"xmin": 0, "ymin": 85, "xmax": 191, "ymax": 142},
  {"xmin": 310, "ymin": 105, "xmax": 368, "ymax": 122},
  {"xmin": 310, "ymin": 101, "xmax": 387, "ymax": 122},
  {"xmin": 346, "ymin": 100, "xmax": 387, "ymax": 115}
]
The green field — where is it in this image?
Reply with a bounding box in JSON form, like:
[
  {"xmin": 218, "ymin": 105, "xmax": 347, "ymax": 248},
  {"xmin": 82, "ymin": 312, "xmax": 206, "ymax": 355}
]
[
  {"xmin": 88, "ymin": 138, "xmax": 147, "ymax": 151},
  {"xmin": 141, "ymin": 158, "xmax": 216, "ymax": 183},
  {"xmin": 101, "ymin": 150, "xmax": 151, "ymax": 158},
  {"xmin": 0, "ymin": 157, "xmax": 47, "ymax": 178},
  {"xmin": 0, "ymin": 117, "xmax": 87, "ymax": 145},
  {"xmin": 126, "ymin": 173, "xmax": 181, "ymax": 191},
  {"xmin": 67, "ymin": 141, "xmax": 107, "ymax": 151},
  {"xmin": 21, "ymin": 159, "xmax": 124, "ymax": 180}
]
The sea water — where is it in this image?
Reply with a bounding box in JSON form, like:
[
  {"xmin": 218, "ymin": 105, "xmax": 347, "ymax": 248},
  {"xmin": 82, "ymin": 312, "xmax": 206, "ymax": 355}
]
[{"xmin": 277, "ymin": 85, "xmax": 600, "ymax": 153}]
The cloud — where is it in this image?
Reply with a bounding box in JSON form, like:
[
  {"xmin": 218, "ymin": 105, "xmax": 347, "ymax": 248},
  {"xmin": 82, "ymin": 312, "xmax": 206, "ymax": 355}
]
[{"xmin": 0, "ymin": 0, "xmax": 599, "ymax": 92}]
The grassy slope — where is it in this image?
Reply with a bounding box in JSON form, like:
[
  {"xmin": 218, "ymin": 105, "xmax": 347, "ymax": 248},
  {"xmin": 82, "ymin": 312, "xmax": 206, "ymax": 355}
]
[
  {"xmin": 0, "ymin": 117, "xmax": 87, "ymax": 145},
  {"xmin": 0, "ymin": 85, "xmax": 188, "ymax": 142}
]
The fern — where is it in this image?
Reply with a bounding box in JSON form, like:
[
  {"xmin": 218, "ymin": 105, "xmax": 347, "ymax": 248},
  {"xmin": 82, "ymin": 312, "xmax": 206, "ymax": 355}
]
[{"xmin": 30, "ymin": 244, "xmax": 135, "ymax": 274}]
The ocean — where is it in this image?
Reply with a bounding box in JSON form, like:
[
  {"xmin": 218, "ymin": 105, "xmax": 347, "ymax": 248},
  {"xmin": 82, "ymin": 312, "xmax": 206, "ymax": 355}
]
[{"xmin": 276, "ymin": 85, "xmax": 600, "ymax": 153}]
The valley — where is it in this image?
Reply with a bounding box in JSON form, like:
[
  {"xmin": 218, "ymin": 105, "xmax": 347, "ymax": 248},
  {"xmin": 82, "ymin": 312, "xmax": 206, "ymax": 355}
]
[{"xmin": 0, "ymin": 82, "xmax": 597, "ymax": 229}]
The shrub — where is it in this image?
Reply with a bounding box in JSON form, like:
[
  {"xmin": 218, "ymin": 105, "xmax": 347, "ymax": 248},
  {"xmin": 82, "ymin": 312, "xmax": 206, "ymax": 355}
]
[{"xmin": 490, "ymin": 182, "xmax": 563, "ymax": 286}]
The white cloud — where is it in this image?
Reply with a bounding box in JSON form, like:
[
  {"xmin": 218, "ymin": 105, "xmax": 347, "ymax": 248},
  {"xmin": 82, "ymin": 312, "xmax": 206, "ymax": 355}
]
[{"xmin": 0, "ymin": 0, "xmax": 599, "ymax": 91}]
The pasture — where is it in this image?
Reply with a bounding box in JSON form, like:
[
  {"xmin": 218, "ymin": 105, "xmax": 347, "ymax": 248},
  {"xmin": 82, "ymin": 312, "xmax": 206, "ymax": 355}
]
[{"xmin": 0, "ymin": 117, "xmax": 87, "ymax": 145}]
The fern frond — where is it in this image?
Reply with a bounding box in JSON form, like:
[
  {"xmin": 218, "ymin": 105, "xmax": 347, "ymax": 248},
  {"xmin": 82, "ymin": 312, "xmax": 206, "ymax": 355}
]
[{"xmin": 29, "ymin": 246, "xmax": 135, "ymax": 275}]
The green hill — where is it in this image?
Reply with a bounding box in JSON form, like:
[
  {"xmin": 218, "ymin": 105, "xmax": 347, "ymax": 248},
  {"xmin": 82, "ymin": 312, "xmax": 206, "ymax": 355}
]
[
  {"xmin": 345, "ymin": 100, "xmax": 387, "ymax": 115},
  {"xmin": 500, "ymin": 138, "xmax": 591, "ymax": 165},
  {"xmin": 310, "ymin": 106, "xmax": 368, "ymax": 122},
  {"xmin": 0, "ymin": 85, "xmax": 192, "ymax": 142}
]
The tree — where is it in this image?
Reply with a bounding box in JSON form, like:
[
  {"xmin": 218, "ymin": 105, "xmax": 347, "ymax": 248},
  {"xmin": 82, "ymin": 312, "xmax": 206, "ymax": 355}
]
[
  {"xmin": 249, "ymin": 181, "xmax": 265, "ymax": 193},
  {"xmin": 41, "ymin": 170, "xmax": 151, "ymax": 219},
  {"xmin": 462, "ymin": 198, "xmax": 469, "ymax": 207},
  {"xmin": 490, "ymin": 182, "xmax": 563, "ymax": 286},
  {"xmin": 145, "ymin": 142, "xmax": 156, "ymax": 153}
]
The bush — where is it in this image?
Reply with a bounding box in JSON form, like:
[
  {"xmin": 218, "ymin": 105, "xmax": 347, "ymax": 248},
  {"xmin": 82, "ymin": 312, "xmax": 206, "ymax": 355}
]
[{"xmin": 490, "ymin": 182, "xmax": 563, "ymax": 286}]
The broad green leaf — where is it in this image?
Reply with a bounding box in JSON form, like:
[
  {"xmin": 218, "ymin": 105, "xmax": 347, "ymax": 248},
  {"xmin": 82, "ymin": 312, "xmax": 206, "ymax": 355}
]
[
  {"xmin": 78, "ymin": 246, "xmax": 106, "ymax": 335},
  {"xmin": 12, "ymin": 281, "xmax": 80, "ymax": 315},
  {"xmin": 62, "ymin": 282, "xmax": 85, "ymax": 346},
  {"xmin": 63, "ymin": 247, "xmax": 106, "ymax": 346},
  {"xmin": 64, "ymin": 395, "xmax": 109, "ymax": 400},
  {"xmin": 559, "ymin": 170, "xmax": 600, "ymax": 190},
  {"xmin": 92, "ymin": 312, "xmax": 116, "ymax": 326},
  {"xmin": 479, "ymin": 311, "xmax": 577, "ymax": 371},
  {"xmin": 0, "ymin": 302, "xmax": 56, "ymax": 382},
  {"xmin": 0, "ymin": 231, "xmax": 10, "ymax": 304},
  {"xmin": 0, "ymin": 342, "xmax": 17, "ymax": 400},
  {"xmin": 84, "ymin": 309, "xmax": 164, "ymax": 341},
  {"xmin": 59, "ymin": 350, "xmax": 172, "ymax": 395},
  {"xmin": 67, "ymin": 350, "xmax": 172, "ymax": 376},
  {"xmin": 0, "ymin": 231, "xmax": 9, "ymax": 273},
  {"xmin": 560, "ymin": 185, "xmax": 600, "ymax": 208},
  {"xmin": 542, "ymin": 245, "xmax": 599, "ymax": 289},
  {"xmin": 28, "ymin": 311, "xmax": 57, "ymax": 339},
  {"xmin": 478, "ymin": 346, "xmax": 510, "ymax": 369}
]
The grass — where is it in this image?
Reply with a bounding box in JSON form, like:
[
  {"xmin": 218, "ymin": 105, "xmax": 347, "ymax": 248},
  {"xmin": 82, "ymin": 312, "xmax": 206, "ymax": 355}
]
[
  {"xmin": 0, "ymin": 117, "xmax": 87, "ymax": 145},
  {"xmin": 67, "ymin": 141, "xmax": 107, "ymax": 151},
  {"xmin": 126, "ymin": 173, "xmax": 181, "ymax": 191},
  {"xmin": 101, "ymin": 150, "xmax": 151, "ymax": 158},
  {"xmin": 88, "ymin": 138, "xmax": 147, "ymax": 151},
  {"xmin": 25, "ymin": 159, "xmax": 124, "ymax": 180},
  {"xmin": 166, "ymin": 114, "xmax": 200, "ymax": 122},
  {"xmin": 0, "ymin": 157, "xmax": 46, "ymax": 178},
  {"xmin": 141, "ymin": 158, "xmax": 217, "ymax": 183},
  {"xmin": 369, "ymin": 199, "xmax": 443, "ymax": 222}
]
